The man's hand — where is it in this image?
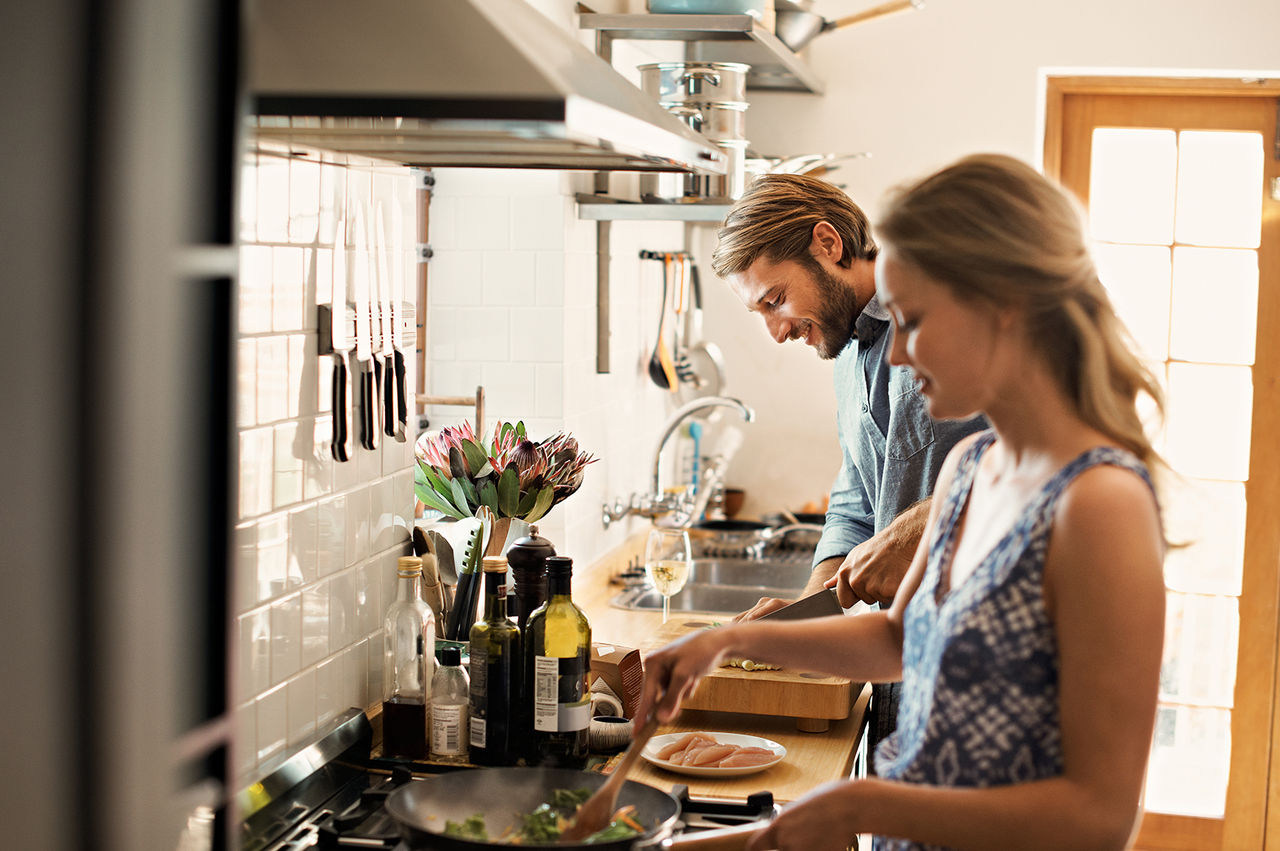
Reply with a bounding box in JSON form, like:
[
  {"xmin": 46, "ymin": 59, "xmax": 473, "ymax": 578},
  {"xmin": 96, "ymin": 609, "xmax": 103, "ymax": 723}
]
[
  {"xmin": 825, "ymin": 537, "xmax": 911, "ymax": 607},
  {"xmin": 823, "ymin": 499, "xmax": 930, "ymax": 607}
]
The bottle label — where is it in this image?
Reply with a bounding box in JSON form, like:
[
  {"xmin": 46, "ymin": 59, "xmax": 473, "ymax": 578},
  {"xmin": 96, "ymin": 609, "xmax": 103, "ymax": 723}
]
[
  {"xmin": 470, "ymin": 715, "xmax": 487, "ymax": 749},
  {"xmin": 469, "ymin": 645, "xmax": 487, "ymax": 697},
  {"xmin": 431, "ymin": 704, "xmax": 467, "ymax": 756},
  {"xmin": 533, "ymin": 655, "xmax": 590, "ymax": 733}
]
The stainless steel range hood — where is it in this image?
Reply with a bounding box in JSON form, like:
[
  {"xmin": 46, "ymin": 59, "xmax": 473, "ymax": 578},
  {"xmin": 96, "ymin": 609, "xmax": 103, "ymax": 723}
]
[{"xmin": 247, "ymin": 0, "xmax": 727, "ymax": 175}]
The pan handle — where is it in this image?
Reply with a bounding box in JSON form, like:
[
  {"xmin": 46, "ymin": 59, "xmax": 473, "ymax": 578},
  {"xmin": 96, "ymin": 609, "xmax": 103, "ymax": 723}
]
[
  {"xmin": 830, "ymin": 0, "xmax": 923, "ymax": 31},
  {"xmin": 661, "ymin": 820, "xmax": 766, "ymax": 851}
]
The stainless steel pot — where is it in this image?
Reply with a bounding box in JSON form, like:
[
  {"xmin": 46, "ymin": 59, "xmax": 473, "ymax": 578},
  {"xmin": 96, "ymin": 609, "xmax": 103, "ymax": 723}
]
[
  {"xmin": 659, "ymin": 100, "xmax": 748, "ymax": 142},
  {"xmin": 640, "ymin": 139, "xmax": 748, "ymax": 203},
  {"xmin": 638, "ymin": 62, "xmax": 750, "ymax": 104}
]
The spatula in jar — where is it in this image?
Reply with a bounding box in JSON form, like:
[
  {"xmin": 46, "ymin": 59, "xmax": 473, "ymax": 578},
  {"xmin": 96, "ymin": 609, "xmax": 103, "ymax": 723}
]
[{"xmin": 560, "ymin": 717, "xmax": 660, "ymax": 841}]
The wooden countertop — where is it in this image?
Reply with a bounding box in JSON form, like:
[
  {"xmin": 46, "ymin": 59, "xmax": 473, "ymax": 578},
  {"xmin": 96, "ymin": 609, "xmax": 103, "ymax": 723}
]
[{"xmin": 579, "ymin": 536, "xmax": 870, "ymax": 804}]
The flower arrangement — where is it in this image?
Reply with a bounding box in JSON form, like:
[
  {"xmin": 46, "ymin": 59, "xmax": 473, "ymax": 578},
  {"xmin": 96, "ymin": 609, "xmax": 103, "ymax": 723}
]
[{"xmin": 415, "ymin": 420, "xmax": 598, "ymax": 522}]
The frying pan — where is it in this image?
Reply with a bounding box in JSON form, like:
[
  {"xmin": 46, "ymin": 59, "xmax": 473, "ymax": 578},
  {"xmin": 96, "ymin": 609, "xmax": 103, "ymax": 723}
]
[{"xmin": 385, "ymin": 766, "xmax": 762, "ymax": 850}]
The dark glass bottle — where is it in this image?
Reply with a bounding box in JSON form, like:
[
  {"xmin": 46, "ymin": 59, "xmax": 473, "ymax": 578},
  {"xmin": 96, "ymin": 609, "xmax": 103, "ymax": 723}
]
[
  {"xmin": 524, "ymin": 556, "xmax": 591, "ymax": 768},
  {"xmin": 468, "ymin": 556, "xmax": 521, "ymax": 765}
]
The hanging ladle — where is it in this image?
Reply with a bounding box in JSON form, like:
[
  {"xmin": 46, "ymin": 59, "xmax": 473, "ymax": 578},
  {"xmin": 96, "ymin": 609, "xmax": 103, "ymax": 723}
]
[
  {"xmin": 648, "ymin": 253, "xmax": 678, "ymax": 391},
  {"xmin": 775, "ymin": 0, "xmax": 925, "ymax": 53}
]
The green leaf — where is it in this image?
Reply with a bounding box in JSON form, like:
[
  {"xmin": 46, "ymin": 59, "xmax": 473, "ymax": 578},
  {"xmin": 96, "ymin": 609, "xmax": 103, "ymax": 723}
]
[
  {"xmin": 474, "ymin": 460, "xmax": 494, "ymax": 478},
  {"xmin": 457, "ymin": 476, "xmax": 479, "ymax": 508},
  {"xmin": 524, "ymin": 485, "xmax": 556, "ymax": 522},
  {"xmin": 461, "ymin": 438, "xmax": 488, "ymax": 474},
  {"xmin": 418, "ymin": 485, "xmax": 465, "ymax": 519},
  {"xmin": 516, "ymin": 488, "xmax": 538, "ymax": 516},
  {"xmin": 500, "ymin": 421, "xmax": 515, "ymax": 446},
  {"xmin": 497, "ymin": 466, "xmax": 520, "ymax": 516},
  {"xmin": 449, "ymin": 476, "xmax": 474, "ymax": 517},
  {"xmin": 419, "ymin": 462, "xmax": 452, "ymax": 497},
  {"xmin": 479, "ymin": 481, "xmax": 500, "ymax": 514},
  {"xmin": 515, "ymin": 421, "xmax": 527, "ymax": 439}
]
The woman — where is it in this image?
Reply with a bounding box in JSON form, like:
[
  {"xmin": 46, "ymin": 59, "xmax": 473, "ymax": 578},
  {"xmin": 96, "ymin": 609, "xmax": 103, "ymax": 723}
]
[{"xmin": 636, "ymin": 154, "xmax": 1167, "ymax": 851}]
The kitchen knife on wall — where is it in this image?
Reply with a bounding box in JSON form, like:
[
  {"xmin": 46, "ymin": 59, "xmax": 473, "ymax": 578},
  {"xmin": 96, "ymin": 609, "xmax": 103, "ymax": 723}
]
[
  {"xmin": 352, "ymin": 201, "xmax": 380, "ymax": 450},
  {"xmin": 373, "ymin": 200, "xmax": 396, "ymax": 437},
  {"xmin": 328, "ymin": 218, "xmax": 354, "ymax": 462},
  {"xmin": 388, "ymin": 200, "xmax": 408, "ymax": 441}
]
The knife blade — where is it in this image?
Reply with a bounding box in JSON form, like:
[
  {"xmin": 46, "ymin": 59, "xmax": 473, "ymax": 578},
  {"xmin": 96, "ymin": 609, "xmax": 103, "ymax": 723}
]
[
  {"xmin": 758, "ymin": 588, "xmax": 843, "ymax": 621},
  {"xmin": 374, "ymin": 202, "xmax": 401, "ymax": 441},
  {"xmin": 388, "ymin": 200, "xmax": 408, "ymax": 442},
  {"xmin": 328, "ymin": 218, "xmax": 354, "ymax": 462},
  {"xmin": 352, "ymin": 201, "xmax": 380, "ymax": 450}
]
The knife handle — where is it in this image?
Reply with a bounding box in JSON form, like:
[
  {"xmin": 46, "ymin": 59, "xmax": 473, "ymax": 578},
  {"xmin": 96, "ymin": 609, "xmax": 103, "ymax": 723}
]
[
  {"xmin": 359, "ymin": 361, "xmax": 379, "ymax": 451},
  {"xmin": 331, "ymin": 352, "xmax": 353, "ymax": 462},
  {"xmin": 382, "ymin": 354, "xmax": 397, "ymax": 438},
  {"xmin": 393, "ymin": 350, "xmax": 408, "ymax": 442}
]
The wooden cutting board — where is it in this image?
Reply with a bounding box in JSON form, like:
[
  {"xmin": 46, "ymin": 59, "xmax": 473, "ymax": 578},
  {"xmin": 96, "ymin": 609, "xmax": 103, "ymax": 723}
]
[{"xmin": 639, "ymin": 618, "xmax": 860, "ymax": 727}]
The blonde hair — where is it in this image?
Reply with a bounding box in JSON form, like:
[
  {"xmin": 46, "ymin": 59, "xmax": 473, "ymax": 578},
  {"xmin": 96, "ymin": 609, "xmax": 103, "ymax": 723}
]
[
  {"xmin": 876, "ymin": 154, "xmax": 1165, "ymax": 474},
  {"xmin": 711, "ymin": 173, "xmax": 878, "ymax": 278}
]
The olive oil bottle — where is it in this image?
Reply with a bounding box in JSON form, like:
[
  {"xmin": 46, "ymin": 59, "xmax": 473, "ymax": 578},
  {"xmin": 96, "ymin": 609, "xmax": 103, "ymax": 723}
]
[
  {"xmin": 524, "ymin": 555, "xmax": 591, "ymax": 767},
  {"xmin": 468, "ymin": 556, "xmax": 521, "ymax": 765}
]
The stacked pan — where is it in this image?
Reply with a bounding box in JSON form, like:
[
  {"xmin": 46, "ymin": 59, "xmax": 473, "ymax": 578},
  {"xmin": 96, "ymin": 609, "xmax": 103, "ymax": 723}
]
[{"xmin": 638, "ymin": 62, "xmax": 750, "ymax": 203}]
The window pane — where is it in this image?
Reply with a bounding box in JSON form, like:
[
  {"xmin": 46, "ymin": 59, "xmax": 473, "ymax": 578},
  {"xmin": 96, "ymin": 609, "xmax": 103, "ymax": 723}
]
[
  {"xmin": 1146, "ymin": 705, "xmax": 1231, "ymax": 817},
  {"xmin": 1175, "ymin": 131, "xmax": 1264, "ymax": 249},
  {"xmin": 1164, "ymin": 363, "xmax": 1253, "ymax": 480},
  {"xmin": 1160, "ymin": 592, "xmax": 1239, "ymax": 708},
  {"xmin": 1094, "ymin": 242, "xmax": 1171, "ymax": 361},
  {"xmin": 1169, "ymin": 246, "xmax": 1258, "ymax": 365},
  {"xmin": 1162, "ymin": 478, "xmax": 1246, "ymax": 596},
  {"xmin": 1089, "ymin": 128, "xmax": 1177, "ymax": 244}
]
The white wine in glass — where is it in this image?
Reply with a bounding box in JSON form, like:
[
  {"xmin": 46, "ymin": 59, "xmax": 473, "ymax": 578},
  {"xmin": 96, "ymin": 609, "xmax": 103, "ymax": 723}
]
[{"xmin": 645, "ymin": 528, "xmax": 691, "ymax": 624}]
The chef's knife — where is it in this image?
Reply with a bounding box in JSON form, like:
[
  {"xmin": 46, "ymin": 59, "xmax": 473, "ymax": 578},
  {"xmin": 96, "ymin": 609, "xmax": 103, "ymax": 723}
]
[
  {"xmin": 758, "ymin": 588, "xmax": 843, "ymax": 621},
  {"xmin": 328, "ymin": 218, "xmax": 354, "ymax": 462},
  {"xmin": 352, "ymin": 201, "xmax": 380, "ymax": 450},
  {"xmin": 375, "ymin": 202, "xmax": 402, "ymax": 441},
  {"xmin": 388, "ymin": 201, "xmax": 408, "ymax": 442}
]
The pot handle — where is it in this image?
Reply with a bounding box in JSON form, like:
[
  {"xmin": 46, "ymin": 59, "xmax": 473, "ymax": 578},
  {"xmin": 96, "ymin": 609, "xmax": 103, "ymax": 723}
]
[
  {"xmin": 662, "ymin": 820, "xmax": 766, "ymax": 851},
  {"xmin": 678, "ymin": 70, "xmax": 722, "ymax": 96}
]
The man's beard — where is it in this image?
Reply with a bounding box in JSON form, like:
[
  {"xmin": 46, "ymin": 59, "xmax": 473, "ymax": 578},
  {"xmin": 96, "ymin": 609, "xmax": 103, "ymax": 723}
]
[{"xmin": 806, "ymin": 259, "xmax": 861, "ymax": 360}]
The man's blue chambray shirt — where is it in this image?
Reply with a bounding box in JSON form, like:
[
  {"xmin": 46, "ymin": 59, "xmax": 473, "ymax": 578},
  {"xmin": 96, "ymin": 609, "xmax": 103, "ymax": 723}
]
[{"xmin": 813, "ymin": 297, "xmax": 988, "ymax": 569}]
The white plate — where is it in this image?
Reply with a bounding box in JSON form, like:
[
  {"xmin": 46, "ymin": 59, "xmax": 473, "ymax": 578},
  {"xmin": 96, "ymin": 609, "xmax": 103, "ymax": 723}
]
[{"xmin": 640, "ymin": 731, "xmax": 786, "ymax": 777}]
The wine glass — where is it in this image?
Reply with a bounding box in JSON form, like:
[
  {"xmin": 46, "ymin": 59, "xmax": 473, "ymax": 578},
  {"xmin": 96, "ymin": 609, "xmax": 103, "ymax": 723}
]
[{"xmin": 645, "ymin": 528, "xmax": 692, "ymax": 624}]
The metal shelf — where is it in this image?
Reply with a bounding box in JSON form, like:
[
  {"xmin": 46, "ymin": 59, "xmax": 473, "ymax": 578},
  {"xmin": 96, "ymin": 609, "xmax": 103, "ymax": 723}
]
[
  {"xmin": 579, "ymin": 13, "xmax": 824, "ymax": 94},
  {"xmin": 575, "ymin": 193, "xmax": 730, "ymax": 222}
]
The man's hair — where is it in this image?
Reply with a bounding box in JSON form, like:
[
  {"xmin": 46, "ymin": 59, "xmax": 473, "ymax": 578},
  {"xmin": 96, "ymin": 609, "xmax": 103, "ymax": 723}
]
[{"xmin": 711, "ymin": 173, "xmax": 878, "ymax": 279}]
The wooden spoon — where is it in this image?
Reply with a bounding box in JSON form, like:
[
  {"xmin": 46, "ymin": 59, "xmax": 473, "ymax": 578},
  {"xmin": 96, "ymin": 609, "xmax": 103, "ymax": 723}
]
[{"xmin": 560, "ymin": 717, "xmax": 660, "ymax": 841}]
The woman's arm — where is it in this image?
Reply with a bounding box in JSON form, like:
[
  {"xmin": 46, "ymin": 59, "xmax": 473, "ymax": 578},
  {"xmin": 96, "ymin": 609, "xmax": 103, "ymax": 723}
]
[{"xmin": 746, "ymin": 462, "xmax": 1166, "ymax": 851}]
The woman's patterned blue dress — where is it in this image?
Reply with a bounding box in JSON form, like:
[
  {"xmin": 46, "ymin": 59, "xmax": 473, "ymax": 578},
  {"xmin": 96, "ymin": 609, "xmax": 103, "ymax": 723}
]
[{"xmin": 871, "ymin": 431, "xmax": 1154, "ymax": 851}]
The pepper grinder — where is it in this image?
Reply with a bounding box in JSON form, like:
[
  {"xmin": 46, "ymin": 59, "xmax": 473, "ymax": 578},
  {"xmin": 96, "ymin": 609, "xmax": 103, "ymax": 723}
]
[{"xmin": 505, "ymin": 526, "xmax": 555, "ymax": 632}]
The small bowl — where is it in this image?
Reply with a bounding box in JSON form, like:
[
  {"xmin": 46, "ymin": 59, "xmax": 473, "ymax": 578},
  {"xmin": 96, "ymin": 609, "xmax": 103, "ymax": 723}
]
[{"xmin": 589, "ymin": 716, "xmax": 635, "ymax": 753}]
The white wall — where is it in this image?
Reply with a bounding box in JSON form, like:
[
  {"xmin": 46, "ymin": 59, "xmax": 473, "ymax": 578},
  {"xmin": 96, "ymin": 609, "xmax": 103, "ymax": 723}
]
[{"xmin": 692, "ymin": 0, "xmax": 1280, "ymax": 517}]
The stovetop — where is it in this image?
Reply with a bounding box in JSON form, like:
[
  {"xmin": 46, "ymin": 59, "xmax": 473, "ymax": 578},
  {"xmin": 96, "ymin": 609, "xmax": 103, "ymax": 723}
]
[{"xmin": 239, "ymin": 709, "xmax": 777, "ymax": 850}]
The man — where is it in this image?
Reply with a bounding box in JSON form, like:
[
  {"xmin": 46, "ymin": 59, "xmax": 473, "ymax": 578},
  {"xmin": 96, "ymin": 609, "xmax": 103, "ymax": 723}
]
[{"xmin": 712, "ymin": 173, "xmax": 987, "ymax": 750}]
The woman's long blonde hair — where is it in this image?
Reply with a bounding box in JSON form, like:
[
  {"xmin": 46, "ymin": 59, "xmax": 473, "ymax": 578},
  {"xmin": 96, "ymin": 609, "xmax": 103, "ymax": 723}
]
[{"xmin": 876, "ymin": 154, "xmax": 1165, "ymax": 474}]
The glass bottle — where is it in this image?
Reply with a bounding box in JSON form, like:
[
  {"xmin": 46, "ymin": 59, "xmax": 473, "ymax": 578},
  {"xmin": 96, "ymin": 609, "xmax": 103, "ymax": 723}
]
[
  {"xmin": 429, "ymin": 644, "xmax": 470, "ymax": 764},
  {"xmin": 382, "ymin": 556, "xmax": 435, "ymax": 759},
  {"xmin": 468, "ymin": 556, "xmax": 522, "ymax": 765},
  {"xmin": 524, "ymin": 555, "xmax": 591, "ymax": 768}
]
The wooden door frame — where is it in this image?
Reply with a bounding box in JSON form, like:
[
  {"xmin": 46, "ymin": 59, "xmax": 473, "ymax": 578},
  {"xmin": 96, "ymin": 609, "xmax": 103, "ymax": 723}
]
[{"xmin": 1044, "ymin": 75, "xmax": 1280, "ymax": 851}]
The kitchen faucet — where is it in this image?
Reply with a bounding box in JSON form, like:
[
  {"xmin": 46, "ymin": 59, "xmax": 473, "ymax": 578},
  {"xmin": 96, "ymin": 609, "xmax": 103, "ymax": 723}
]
[{"xmin": 602, "ymin": 395, "xmax": 755, "ymax": 529}]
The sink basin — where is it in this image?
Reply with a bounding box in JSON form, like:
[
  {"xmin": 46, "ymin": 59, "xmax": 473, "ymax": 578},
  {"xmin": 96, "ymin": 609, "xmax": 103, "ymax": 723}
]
[{"xmin": 610, "ymin": 555, "xmax": 811, "ymax": 615}]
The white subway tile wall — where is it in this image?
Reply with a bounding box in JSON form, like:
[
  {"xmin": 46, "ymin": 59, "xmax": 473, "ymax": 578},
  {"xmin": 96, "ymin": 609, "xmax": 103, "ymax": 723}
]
[
  {"xmin": 234, "ymin": 150, "xmax": 417, "ymax": 784},
  {"xmin": 424, "ymin": 168, "xmax": 684, "ymax": 567}
]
